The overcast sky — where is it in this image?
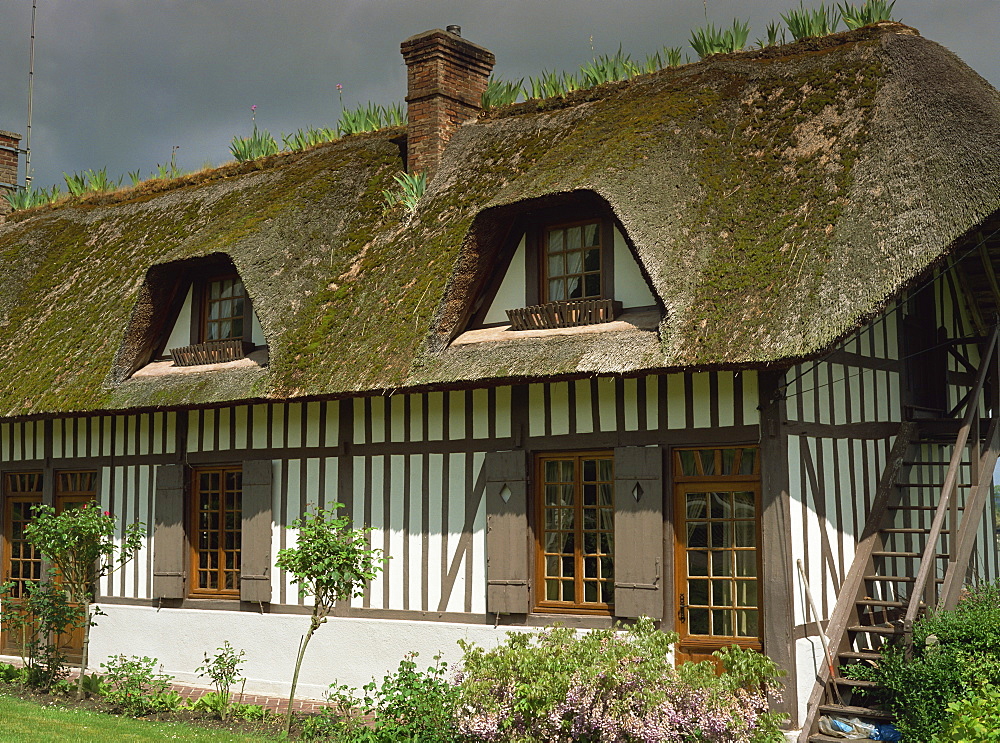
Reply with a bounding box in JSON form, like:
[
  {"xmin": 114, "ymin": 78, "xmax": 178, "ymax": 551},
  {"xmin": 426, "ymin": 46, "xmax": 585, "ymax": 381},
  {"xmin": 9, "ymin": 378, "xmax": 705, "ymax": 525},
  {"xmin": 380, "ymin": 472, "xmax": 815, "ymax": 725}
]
[{"xmin": 0, "ymin": 1, "xmax": 998, "ymax": 191}]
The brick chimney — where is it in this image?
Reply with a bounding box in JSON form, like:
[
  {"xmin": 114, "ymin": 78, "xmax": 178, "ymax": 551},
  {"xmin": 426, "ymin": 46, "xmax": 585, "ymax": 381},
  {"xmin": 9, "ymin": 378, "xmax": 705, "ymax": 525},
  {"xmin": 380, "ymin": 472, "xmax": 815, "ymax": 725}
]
[
  {"xmin": 0, "ymin": 130, "xmax": 21, "ymax": 217},
  {"xmin": 401, "ymin": 27, "xmax": 494, "ymax": 178}
]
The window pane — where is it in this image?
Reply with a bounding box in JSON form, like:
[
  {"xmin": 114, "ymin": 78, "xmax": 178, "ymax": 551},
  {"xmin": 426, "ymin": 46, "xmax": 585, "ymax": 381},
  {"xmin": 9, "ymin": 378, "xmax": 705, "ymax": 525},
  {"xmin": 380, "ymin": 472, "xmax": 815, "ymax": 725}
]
[
  {"xmin": 736, "ymin": 580, "xmax": 758, "ymax": 607},
  {"xmin": 736, "ymin": 551, "xmax": 757, "ymax": 577},
  {"xmin": 721, "ymin": 448, "xmax": 736, "ymax": 475},
  {"xmin": 548, "ymin": 253, "xmax": 564, "ymax": 277},
  {"xmin": 734, "ymin": 521, "xmax": 756, "ymax": 547},
  {"xmin": 687, "ymin": 522, "xmax": 708, "ymax": 548},
  {"xmin": 567, "ymin": 276, "xmax": 582, "ymax": 299},
  {"xmin": 678, "ymin": 450, "xmax": 698, "ymax": 476},
  {"xmin": 740, "ymin": 448, "xmax": 758, "ymax": 475},
  {"xmin": 545, "ymin": 484, "xmax": 559, "ymax": 506},
  {"xmin": 712, "ymin": 551, "xmax": 733, "ymax": 577},
  {"xmin": 583, "ymin": 223, "xmax": 599, "ymax": 246},
  {"xmin": 546, "ymin": 579, "xmax": 560, "ymax": 601},
  {"xmin": 712, "ymin": 579, "xmax": 732, "ymax": 607},
  {"xmin": 548, "ymin": 279, "xmax": 565, "ymax": 301},
  {"xmin": 689, "ymin": 608, "xmax": 709, "ymax": 634},
  {"xmin": 689, "ymin": 550, "xmax": 709, "ymax": 576},
  {"xmin": 547, "ymin": 229, "xmax": 564, "ymax": 252},
  {"xmin": 584, "ymin": 273, "xmax": 600, "ymax": 297},
  {"xmin": 584, "ymin": 581, "xmax": 598, "ymax": 602},
  {"xmin": 598, "ymin": 459, "xmax": 613, "ymax": 481},
  {"xmin": 710, "ymin": 522, "xmax": 732, "ymax": 548},
  {"xmin": 566, "ymin": 250, "xmax": 583, "ymax": 274},
  {"xmin": 545, "ymin": 461, "xmax": 561, "ymax": 482},
  {"xmin": 734, "ymin": 491, "xmax": 755, "ymax": 518},
  {"xmin": 713, "ymin": 609, "xmax": 734, "ymax": 637},
  {"xmin": 710, "ymin": 492, "xmax": 731, "ymax": 519},
  {"xmin": 584, "ymin": 248, "xmax": 600, "ymax": 271},
  {"xmin": 567, "ymin": 226, "xmax": 582, "ymax": 251},
  {"xmin": 598, "ymin": 483, "xmax": 613, "ymax": 506},
  {"xmin": 737, "ymin": 609, "xmax": 759, "ymax": 637},
  {"xmin": 686, "ymin": 493, "xmax": 707, "ymax": 519},
  {"xmin": 601, "ymin": 581, "xmax": 614, "ymax": 604},
  {"xmin": 689, "ymin": 579, "xmax": 709, "ymax": 605},
  {"xmin": 699, "ymin": 450, "xmax": 716, "ymax": 475}
]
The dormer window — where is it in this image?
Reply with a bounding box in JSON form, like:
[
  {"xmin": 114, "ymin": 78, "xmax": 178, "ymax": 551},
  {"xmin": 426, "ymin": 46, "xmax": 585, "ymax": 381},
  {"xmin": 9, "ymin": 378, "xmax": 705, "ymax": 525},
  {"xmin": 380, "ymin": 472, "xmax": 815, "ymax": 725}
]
[
  {"xmin": 543, "ymin": 220, "xmax": 605, "ymax": 302},
  {"xmin": 201, "ymin": 276, "xmax": 248, "ymax": 343}
]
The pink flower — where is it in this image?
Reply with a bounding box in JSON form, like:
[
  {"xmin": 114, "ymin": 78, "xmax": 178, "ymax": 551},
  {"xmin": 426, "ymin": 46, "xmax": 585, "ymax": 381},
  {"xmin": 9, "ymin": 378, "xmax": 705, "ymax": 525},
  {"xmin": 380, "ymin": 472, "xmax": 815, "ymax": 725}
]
[
  {"xmin": 104, "ymin": 511, "xmax": 111, "ymax": 517},
  {"xmin": 336, "ymin": 84, "xmax": 342, "ymax": 91},
  {"xmin": 250, "ymin": 104, "xmax": 257, "ymax": 111}
]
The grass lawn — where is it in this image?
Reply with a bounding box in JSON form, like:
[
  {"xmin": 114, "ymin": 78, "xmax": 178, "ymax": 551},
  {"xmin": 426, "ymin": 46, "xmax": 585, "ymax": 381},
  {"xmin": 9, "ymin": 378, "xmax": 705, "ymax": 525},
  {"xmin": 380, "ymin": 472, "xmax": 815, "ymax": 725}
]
[{"xmin": 0, "ymin": 694, "xmax": 276, "ymax": 742}]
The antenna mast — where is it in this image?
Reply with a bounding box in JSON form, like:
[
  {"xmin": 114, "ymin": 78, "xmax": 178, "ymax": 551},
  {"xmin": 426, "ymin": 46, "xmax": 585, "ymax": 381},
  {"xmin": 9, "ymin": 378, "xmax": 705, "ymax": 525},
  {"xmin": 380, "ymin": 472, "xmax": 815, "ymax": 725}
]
[{"xmin": 24, "ymin": 0, "xmax": 37, "ymax": 189}]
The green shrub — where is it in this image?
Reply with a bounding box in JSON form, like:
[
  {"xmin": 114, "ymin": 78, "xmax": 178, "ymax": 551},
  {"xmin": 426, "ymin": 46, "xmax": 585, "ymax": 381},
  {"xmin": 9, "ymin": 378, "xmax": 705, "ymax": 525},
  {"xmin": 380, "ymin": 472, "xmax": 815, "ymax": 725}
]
[
  {"xmin": 382, "ymin": 171, "xmax": 427, "ymax": 212},
  {"xmin": 455, "ymin": 618, "xmax": 785, "ymax": 742},
  {"xmin": 934, "ymin": 684, "xmax": 1000, "ymax": 742},
  {"xmin": 195, "ymin": 641, "xmax": 245, "ymax": 721},
  {"xmin": 101, "ymin": 655, "xmax": 180, "ymax": 717},
  {"xmin": 690, "ymin": 19, "xmax": 751, "ymax": 58},
  {"xmin": 314, "ymin": 653, "xmax": 459, "ymax": 742},
  {"xmin": 842, "ymin": 582, "xmax": 1000, "ymax": 741},
  {"xmin": 281, "ymin": 126, "xmax": 338, "ymax": 152},
  {"xmin": 337, "ymin": 102, "xmax": 405, "ymax": 136}
]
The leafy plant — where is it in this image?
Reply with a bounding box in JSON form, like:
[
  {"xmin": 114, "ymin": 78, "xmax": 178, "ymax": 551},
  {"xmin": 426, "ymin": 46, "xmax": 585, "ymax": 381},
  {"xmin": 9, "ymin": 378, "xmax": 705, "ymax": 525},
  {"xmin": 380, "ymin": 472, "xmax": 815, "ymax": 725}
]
[
  {"xmin": 842, "ymin": 582, "xmax": 1000, "ymax": 741},
  {"xmin": 24, "ymin": 502, "xmax": 144, "ymax": 700},
  {"xmin": 2, "ymin": 184, "xmax": 60, "ymax": 211},
  {"xmin": 0, "ymin": 662, "xmax": 23, "ymax": 684},
  {"xmin": 0, "ymin": 575, "xmax": 86, "ymax": 691},
  {"xmin": 690, "ymin": 19, "xmax": 751, "ymax": 58},
  {"xmin": 195, "ymin": 641, "xmax": 245, "ymax": 721},
  {"xmin": 579, "ymin": 46, "xmax": 639, "ymax": 87},
  {"xmin": 127, "ymin": 169, "xmax": 142, "ymax": 187},
  {"xmin": 934, "ymin": 684, "xmax": 1000, "ymax": 742},
  {"xmin": 455, "ymin": 618, "xmax": 785, "ymax": 742},
  {"xmin": 641, "ymin": 46, "xmax": 686, "ymax": 74},
  {"xmin": 481, "ymin": 76, "xmax": 525, "ymax": 110},
  {"xmin": 229, "ymin": 127, "xmax": 280, "ymax": 162},
  {"xmin": 323, "ymin": 653, "xmax": 460, "ymax": 742},
  {"xmin": 337, "ymin": 102, "xmax": 405, "ymax": 136},
  {"xmin": 282, "ymin": 126, "xmax": 338, "ymax": 152},
  {"xmin": 781, "ymin": 2, "xmax": 840, "ymax": 40},
  {"xmin": 153, "ymin": 146, "xmax": 183, "ymax": 179},
  {"xmin": 839, "ymin": 0, "xmax": 897, "ymax": 29},
  {"xmin": 528, "ymin": 70, "xmax": 581, "ymax": 99},
  {"xmin": 757, "ymin": 20, "xmax": 788, "ymax": 48},
  {"xmin": 274, "ymin": 503, "xmax": 384, "ymax": 735},
  {"xmin": 101, "ymin": 655, "xmax": 180, "ymax": 717},
  {"xmin": 84, "ymin": 167, "xmax": 120, "ymax": 192},
  {"xmin": 62, "ymin": 171, "xmax": 88, "ymax": 196},
  {"xmin": 382, "ymin": 171, "xmax": 427, "ymax": 212}
]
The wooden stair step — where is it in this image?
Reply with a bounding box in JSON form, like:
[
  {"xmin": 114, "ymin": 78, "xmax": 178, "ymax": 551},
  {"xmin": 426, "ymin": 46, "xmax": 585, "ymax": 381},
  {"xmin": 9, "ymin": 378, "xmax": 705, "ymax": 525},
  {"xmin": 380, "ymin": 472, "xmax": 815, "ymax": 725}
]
[
  {"xmin": 872, "ymin": 550, "xmax": 950, "ymax": 558},
  {"xmin": 903, "ymin": 459, "xmax": 970, "ymax": 466},
  {"xmin": 864, "ymin": 574, "xmax": 943, "ymax": 583},
  {"xmin": 839, "ymin": 650, "xmax": 883, "ymax": 661},
  {"xmin": 881, "ymin": 527, "xmax": 950, "ymax": 534},
  {"xmin": 856, "ymin": 598, "xmax": 922, "ymax": 608},
  {"xmin": 847, "ymin": 623, "xmax": 902, "ymax": 635},
  {"xmin": 889, "ymin": 504, "xmax": 964, "ymax": 510},
  {"xmin": 834, "ymin": 677, "xmax": 879, "ymax": 689},
  {"xmin": 895, "ymin": 482, "xmax": 971, "ymax": 488},
  {"xmin": 818, "ymin": 703, "xmax": 893, "ymax": 720}
]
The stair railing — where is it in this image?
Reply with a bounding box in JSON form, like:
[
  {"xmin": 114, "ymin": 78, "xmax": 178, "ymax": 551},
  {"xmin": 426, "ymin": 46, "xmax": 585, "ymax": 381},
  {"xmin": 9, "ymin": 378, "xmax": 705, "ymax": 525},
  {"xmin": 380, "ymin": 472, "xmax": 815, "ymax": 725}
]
[{"xmin": 903, "ymin": 323, "xmax": 999, "ymax": 652}]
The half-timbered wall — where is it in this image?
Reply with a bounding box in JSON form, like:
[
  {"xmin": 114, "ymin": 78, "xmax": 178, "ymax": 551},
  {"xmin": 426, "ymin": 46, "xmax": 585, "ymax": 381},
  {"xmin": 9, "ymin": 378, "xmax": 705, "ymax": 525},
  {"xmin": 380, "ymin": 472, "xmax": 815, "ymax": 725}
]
[{"xmin": 0, "ymin": 371, "xmax": 761, "ymax": 697}]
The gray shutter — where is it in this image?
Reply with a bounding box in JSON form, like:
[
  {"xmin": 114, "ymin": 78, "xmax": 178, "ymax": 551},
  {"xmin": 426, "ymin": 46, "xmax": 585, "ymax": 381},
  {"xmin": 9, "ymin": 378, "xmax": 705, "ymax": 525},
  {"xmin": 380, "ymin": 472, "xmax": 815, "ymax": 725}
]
[
  {"xmin": 240, "ymin": 459, "xmax": 273, "ymax": 603},
  {"xmin": 152, "ymin": 464, "xmax": 186, "ymax": 599},
  {"xmin": 485, "ymin": 450, "xmax": 530, "ymax": 614},
  {"xmin": 613, "ymin": 446, "xmax": 664, "ymax": 618}
]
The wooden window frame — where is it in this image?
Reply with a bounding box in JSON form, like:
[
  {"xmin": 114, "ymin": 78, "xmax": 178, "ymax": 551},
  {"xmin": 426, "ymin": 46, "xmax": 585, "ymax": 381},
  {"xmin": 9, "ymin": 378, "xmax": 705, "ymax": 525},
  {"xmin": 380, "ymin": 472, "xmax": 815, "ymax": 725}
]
[
  {"xmin": 672, "ymin": 447, "xmax": 763, "ymax": 660},
  {"xmin": 526, "ymin": 211, "xmax": 615, "ymax": 307},
  {"xmin": 533, "ymin": 450, "xmax": 615, "ymax": 615},
  {"xmin": 188, "ymin": 465, "xmax": 242, "ymax": 598},
  {"xmin": 190, "ymin": 273, "xmax": 254, "ymax": 346}
]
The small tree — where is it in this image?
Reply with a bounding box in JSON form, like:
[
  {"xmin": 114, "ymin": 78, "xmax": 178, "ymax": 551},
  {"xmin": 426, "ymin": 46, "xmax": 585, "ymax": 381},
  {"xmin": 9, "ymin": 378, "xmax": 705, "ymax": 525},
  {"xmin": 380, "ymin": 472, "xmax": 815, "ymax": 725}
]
[
  {"xmin": 24, "ymin": 503, "xmax": 144, "ymax": 700},
  {"xmin": 275, "ymin": 503, "xmax": 383, "ymax": 735}
]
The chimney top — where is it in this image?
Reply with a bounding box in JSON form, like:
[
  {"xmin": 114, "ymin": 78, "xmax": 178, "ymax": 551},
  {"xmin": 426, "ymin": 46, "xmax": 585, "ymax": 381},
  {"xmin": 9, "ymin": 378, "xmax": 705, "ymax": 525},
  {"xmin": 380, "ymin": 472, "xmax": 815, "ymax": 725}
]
[{"xmin": 401, "ymin": 29, "xmax": 495, "ymax": 179}]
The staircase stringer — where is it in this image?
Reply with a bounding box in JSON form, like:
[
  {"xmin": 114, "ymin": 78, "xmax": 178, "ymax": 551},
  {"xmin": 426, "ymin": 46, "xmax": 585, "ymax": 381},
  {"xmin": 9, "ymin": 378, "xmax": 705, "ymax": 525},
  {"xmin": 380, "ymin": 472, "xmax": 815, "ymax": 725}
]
[
  {"xmin": 939, "ymin": 415, "xmax": 1000, "ymax": 610},
  {"xmin": 798, "ymin": 422, "xmax": 915, "ymax": 743}
]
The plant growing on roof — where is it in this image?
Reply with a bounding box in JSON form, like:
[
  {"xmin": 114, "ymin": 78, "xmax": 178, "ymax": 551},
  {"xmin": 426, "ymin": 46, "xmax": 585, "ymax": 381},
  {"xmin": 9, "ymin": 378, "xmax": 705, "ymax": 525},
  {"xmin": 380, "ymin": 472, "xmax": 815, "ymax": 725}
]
[
  {"xmin": 481, "ymin": 76, "xmax": 525, "ymax": 110},
  {"xmin": 23, "ymin": 502, "xmax": 144, "ymax": 700},
  {"xmin": 282, "ymin": 126, "xmax": 338, "ymax": 152},
  {"xmin": 689, "ymin": 19, "xmax": 751, "ymax": 58},
  {"xmin": 781, "ymin": 2, "xmax": 841, "ymax": 40},
  {"xmin": 275, "ymin": 503, "xmax": 383, "ymax": 735},
  {"xmin": 578, "ymin": 45, "xmax": 640, "ymax": 87},
  {"xmin": 382, "ymin": 171, "xmax": 427, "ymax": 213},
  {"xmin": 229, "ymin": 127, "xmax": 280, "ymax": 162},
  {"xmin": 756, "ymin": 20, "xmax": 788, "ymax": 48},
  {"xmin": 839, "ymin": 0, "xmax": 897, "ymax": 29}
]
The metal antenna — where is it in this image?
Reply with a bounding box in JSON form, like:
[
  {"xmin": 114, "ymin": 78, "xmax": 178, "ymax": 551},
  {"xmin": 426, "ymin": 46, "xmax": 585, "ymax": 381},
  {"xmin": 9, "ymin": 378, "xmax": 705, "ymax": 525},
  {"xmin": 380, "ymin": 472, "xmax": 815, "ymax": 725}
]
[{"xmin": 24, "ymin": 0, "xmax": 37, "ymax": 189}]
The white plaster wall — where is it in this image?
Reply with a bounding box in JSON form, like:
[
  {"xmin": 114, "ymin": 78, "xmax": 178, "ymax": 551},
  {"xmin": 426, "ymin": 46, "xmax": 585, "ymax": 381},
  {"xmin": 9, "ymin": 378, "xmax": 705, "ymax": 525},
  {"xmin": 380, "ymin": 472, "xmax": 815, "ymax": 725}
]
[
  {"xmin": 88, "ymin": 605, "xmax": 525, "ymax": 700},
  {"xmin": 163, "ymin": 286, "xmax": 193, "ymax": 355},
  {"xmin": 794, "ymin": 636, "xmax": 825, "ymax": 728},
  {"xmin": 484, "ymin": 236, "xmax": 526, "ymax": 324},
  {"xmin": 613, "ymin": 227, "xmax": 656, "ymax": 308},
  {"xmin": 251, "ymin": 308, "xmax": 266, "ymax": 346}
]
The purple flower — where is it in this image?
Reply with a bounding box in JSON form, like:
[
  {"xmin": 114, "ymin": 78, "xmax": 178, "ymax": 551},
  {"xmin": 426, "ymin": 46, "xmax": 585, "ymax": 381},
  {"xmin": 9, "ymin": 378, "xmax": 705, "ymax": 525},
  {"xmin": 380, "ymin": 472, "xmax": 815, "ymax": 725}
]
[{"xmin": 336, "ymin": 84, "xmax": 343, "ymax": 91}]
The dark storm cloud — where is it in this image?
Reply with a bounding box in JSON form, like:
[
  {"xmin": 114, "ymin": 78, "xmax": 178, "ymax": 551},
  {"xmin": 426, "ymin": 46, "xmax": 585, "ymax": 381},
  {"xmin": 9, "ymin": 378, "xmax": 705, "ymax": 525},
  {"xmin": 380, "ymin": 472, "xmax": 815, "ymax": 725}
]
[{"xmin": 0, "ymin": 0, "xmax": 997, "ymax": 190}]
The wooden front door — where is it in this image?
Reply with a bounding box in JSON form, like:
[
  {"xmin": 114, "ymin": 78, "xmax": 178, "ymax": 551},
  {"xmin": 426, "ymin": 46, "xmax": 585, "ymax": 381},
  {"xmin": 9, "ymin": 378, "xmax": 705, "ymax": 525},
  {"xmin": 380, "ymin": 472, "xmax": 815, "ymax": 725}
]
[
  {"xmin": 1, "ymin": 473, "xmax": 43, "ymax": 656},
  {"xmin": 673, "ymin": 448, "xmax": 762, "ymax": 665}
]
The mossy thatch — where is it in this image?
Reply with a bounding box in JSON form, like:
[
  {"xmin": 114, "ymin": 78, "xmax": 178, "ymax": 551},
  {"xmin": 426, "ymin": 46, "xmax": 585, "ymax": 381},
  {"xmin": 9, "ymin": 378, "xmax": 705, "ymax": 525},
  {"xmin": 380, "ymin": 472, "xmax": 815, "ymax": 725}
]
[{"xmin": 1, "ymin": 24, "xmax": 998, "ymax": 418}]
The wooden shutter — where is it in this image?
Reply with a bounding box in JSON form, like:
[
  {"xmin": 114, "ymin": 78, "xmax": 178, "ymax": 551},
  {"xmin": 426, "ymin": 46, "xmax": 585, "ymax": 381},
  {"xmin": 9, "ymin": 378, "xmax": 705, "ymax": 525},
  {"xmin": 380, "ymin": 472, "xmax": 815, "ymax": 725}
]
[
  {"xmin": 613, "ymin": 446, "xmax": 664, "ymax": 618},
  {"xmin": 485, "ymin": 450, "xmax": 530, "ymax": 614},
  {"xmin": 152, "ymin": 464, "xmax": 186, "ymax": 599},
  {"xmin": 240, "ymin": 459, "xmax": 273, "ymax": 603}
]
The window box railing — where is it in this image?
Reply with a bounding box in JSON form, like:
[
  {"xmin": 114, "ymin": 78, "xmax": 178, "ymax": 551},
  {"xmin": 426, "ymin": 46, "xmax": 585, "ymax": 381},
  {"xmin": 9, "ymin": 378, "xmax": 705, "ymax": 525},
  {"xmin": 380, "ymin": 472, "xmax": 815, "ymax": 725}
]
[
  {"xmin": 506, "ymin": 298, "xmax": 622, "ymax": 331},
  {"xmin": 170, "ymin": 340, "xmax": 253, "ymax": 367}
]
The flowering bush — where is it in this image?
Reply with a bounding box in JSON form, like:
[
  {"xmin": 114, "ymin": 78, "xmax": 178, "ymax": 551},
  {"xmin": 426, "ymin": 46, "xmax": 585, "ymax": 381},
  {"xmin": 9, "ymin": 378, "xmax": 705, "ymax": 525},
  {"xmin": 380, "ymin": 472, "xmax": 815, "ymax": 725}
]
[{"xmin": 454, "ymin": 618, "xmax": 786, "ymax": 742}]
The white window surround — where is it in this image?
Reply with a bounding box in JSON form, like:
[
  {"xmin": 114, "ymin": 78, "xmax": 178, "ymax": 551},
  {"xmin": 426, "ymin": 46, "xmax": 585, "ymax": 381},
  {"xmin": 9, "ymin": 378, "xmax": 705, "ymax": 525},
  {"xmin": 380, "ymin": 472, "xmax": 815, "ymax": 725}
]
[{"xmin": 162, "ymin": 285, "xmax": 267, "ymax": 358}]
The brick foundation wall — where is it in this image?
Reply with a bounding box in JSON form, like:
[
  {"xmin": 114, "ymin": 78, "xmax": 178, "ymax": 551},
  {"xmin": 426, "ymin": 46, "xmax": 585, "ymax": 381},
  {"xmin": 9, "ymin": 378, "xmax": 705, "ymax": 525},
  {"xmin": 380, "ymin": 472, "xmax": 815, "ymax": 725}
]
[
  {"xmin": 0, "ymin": 130, "xmax": 22, "ymax": 217},
  {"xmin": 401, "ymin": 29, "xmax": 494, "ymax": 178}
]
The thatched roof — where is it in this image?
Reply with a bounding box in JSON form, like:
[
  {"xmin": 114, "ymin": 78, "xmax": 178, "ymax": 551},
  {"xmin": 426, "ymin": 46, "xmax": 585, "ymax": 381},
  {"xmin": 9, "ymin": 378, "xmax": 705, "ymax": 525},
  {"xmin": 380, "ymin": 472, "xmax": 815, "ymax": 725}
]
[{"xmin": 1, "ymin": 23, "xmax": 999, "ymax": 418}]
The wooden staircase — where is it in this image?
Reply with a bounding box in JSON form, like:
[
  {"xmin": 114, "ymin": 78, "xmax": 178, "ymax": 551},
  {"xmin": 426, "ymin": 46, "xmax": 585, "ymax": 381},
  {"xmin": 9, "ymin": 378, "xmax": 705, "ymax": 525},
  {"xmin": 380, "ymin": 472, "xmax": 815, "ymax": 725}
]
[{"xmin": 800, "ymin": 326, "xmax": 1000, "ymax": 742}]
